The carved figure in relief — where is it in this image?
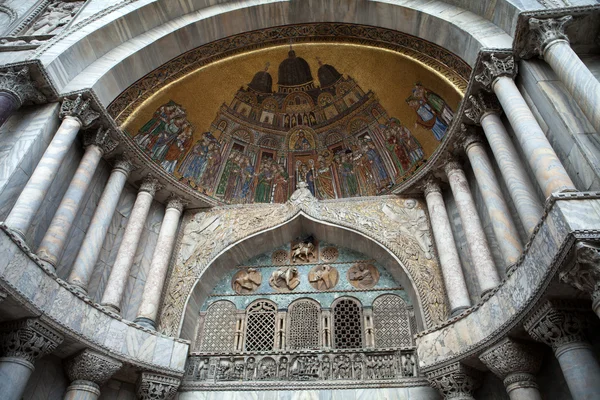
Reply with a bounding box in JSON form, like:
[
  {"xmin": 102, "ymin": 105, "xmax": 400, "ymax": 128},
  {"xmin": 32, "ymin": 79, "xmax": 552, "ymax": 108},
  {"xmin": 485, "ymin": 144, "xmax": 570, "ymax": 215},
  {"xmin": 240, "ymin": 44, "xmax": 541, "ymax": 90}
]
[
  {"xmin": 366, "ymin": 356, "xmax": 375, "ymax": 379},
  {"xmin": 217, "ymin": 357, "xmax": 236, "ymax": 380},
  {"xmin": 353, "ymin": 355, "xmax": 363, "ymax": 380},
  {"xmin": 258, "ymin": 358, "xmax": 277, "ymax": 380},
  {"xmin": 322, "ymin": 356, "xmax": 331, "ymax": 380},
  {"xmin": 348, "ymin": 264, "xmax": 380, "ymax": 289},
  {"xmin": 245, "ymin": 357, "xmax": 255, "ymax": 380},
  {"xmin": 333, "ymin": 355, "xmax": 351, "ymax": 379},
  {"xmin": 382, "ymin": 200, "xmax": 433, "ymax": 260},
  {"xmin": 27, "ymin": 1, "xmax": 84, "ymax": 35},
  {"xmin": 269, "ymin": 267, "xmax": 300, "ymax": 291},
  {"xmin": 278, "ymin": 357, "xmax": 288, "ymax": 379},
  {"xmin": 309, "ymin": 264, "xmax": 338, "ymax": 290},
  {"xmin": 232, "ymin": 268, "xmax": 262, "ymax": 294},
  {"xmin": 196, "ymin": 358, "xmax": 209, "ymax": 380},
  {"xmin": 402, "ymin": 354, "xmax": 415, "ymax": 377},
  {"xmin": 291, "ymin": 236, "xmax": 316, "ymax": 263}
]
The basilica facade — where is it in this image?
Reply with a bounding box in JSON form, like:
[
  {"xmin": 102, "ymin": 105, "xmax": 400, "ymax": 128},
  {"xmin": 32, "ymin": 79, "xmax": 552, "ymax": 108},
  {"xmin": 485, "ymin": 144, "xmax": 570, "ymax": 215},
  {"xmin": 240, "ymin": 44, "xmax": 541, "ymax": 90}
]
[{"xmin": 0, "ymin": 1, "xmax": 598, "ymax": 400}]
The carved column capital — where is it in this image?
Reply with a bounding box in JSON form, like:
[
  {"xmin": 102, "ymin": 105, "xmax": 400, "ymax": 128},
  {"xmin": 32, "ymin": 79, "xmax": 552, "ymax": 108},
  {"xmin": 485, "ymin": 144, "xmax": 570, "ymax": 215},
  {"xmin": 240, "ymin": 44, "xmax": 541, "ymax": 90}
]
[
  {"xmin": 83, "ymin": 127, "xmax": 119, "ymax": 155},
  {"xmin": 139, "ymin": 175, "xmax": 163, "ymax": 196},
  {"xmin": 464, "ymin": 92, "xmax": 502, "ymax": 124},
  {"xmin": 444, "ymin": 158, "xmax": 463, "ymax": 177},
  {"xmin": 0, "ymin": 318, "xmax": 63, "ymax": 364},
  {"xmin": 166, "ymin": 195, "xmax": 187, "ymax": 213},
  {"xmin": 458, "ymin": 125, "xmax": 483, "ymax": 153},
  {"xmin": 523, "ymin": 16, "xmax": 573, "ymax": 58},
  {"xmin": 59, "ymin": 94, "xmax": 101, "ymax": 128},
  {"xmin": 112, "ymin": 154, "xmax": 136, "ymax": 176},
  {"xmin": 423, "ymin": 175, "xmax": 442, "ymax": 197},
  {"xmin": 560, "ymin": 241, "xmax": 600, "ymax": 295},
  {"xmin": 65, "ymin": 349, "xmax": 122, "ymax": 387},
  {"xmin": 0, "ymin": 67, "xmax": 46, "ymax": 106},
  {"xmin": 524, "ymin": 299, "xmax": 590, "ymax": 351},
  {"xmin": 475, "ymin": 53, "xmax": 518, "ymax": 91},
  {"xmin": 427, "ymin": 362, "xmax": 481, "ymax": 399},
  {"xmin": 137, "ymin": 372, "xmax": 180, "ymax": 400},
  {"xmin": 479, "ymin": 338, "xmax": 542, "ymax": 390}
]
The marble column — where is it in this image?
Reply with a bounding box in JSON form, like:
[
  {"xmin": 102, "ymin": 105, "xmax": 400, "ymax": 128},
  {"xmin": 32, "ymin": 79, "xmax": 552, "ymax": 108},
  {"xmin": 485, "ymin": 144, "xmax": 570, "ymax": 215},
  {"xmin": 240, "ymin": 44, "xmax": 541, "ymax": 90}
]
[
  {"xmin": 68, "ymin": 155, "xmax": 135, "ymax": 293},
  {"xmin": 0, "ymin": 67, "xmax": 46, "ymax": 127},
  {"xmin": 466, "ymin": 92, "xmax": 543, "ymax": 236},
  {"xmin": 64, "ymin": 349, "xmax": 122, "ymax": 400},
  {"xmin": 137, "ymin": 372, "xmax": 180, "ymax": 400},
  {"xmin": 100, "ymin": 176, "xmax": 162, "ymax": 314},
  {"xmin": 526, "ymin": 16, "xmax": 600, "ymax": 134},
  {"xmin": 462, "ymin": 130, "xmax": 523, "ymax": 269},
  {"xmin": 445, "ymin": 160, "xmax": 500, "ymax": 294},
  {"xmin": 0, "ymin": 318, "xmax": 63, "ymax": 400},
  {"xmin": 134, "ymin": 196, "xmax": 185, "ymax": 330},
  {"xmin": 476, "ymin": 53, "xmax": 575, "ymax": 198},
  {"xmin": 37, "ymin": 128, "xmax": 118, "ymax": 269},
  {"xmin": 480, "ymin": 338, "xmax": 543, "ymax": 400},
  {"xmin": 4, "ymin": 95, "xmax": 100, "ymax": 241},
  {"xmin": 525, "ymin": 299, "xmax": 600, "ymax": 400},
  {"xmin": 427, "ymin": 362, "xmax": 481, "ymax": 400},
  {"xmin": 424, "ymin": 177, "xmax": 471, "ymax": 315}
]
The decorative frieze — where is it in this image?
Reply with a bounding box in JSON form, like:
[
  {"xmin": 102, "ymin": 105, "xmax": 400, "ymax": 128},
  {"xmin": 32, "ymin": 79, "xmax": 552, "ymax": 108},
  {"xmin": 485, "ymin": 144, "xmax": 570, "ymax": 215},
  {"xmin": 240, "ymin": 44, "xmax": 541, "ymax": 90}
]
[
  {"xmin": 83, "ymin": 127, "xmax": 119, "ymax": 155},
  {"xmin": 59, "ymin": 95, "xmax": 100, "ymax": 128},
  {"xmin": 427, "ymin": 362, "xmax": 481, "ymax": 399},
  {"xmin": 137, "ymin": 372, "xmax": 180, "ymax": 400},
  {"xmin": 0, "ymin": 318, "xmax": 63, "ymax": 363},
  {"xmin": 65, "ymin": 349, "xmax": 123, "ymax": 386},
  {"xmin": 475, "ymin": 53, "xmax": 518, "ymax": 91},
  {"xmin": 522, "ymin": 16, "xmax": 573, "ymax": 58},
  {"xmin": 0, "ymin": 67, "xmax": 45, "ymax": 106}
]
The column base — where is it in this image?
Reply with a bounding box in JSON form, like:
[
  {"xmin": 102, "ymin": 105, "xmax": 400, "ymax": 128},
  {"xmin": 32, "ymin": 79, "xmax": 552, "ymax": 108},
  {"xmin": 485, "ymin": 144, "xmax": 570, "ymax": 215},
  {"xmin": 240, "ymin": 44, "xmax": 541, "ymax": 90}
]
[
  {"xmin": 64, "ymin": 380, "xmax": 100, "ymax": 400},
  {"xmin": 69, "ymin": 282, "xmax": 89, "ymax": 296},
  {"xmin": 450, "ymin": 306, "xmax": 470, "ymax": 317},
  {"xmin": 37, "ymin": 258, "xmax": 56, "ymax": 272},
  {"xmin": 101, "ymin": 303, "xmax": 121, "ymax": 315},
  {"xmin": 133, "ymin": 317, "xmax": 157, "ymax": 331}
]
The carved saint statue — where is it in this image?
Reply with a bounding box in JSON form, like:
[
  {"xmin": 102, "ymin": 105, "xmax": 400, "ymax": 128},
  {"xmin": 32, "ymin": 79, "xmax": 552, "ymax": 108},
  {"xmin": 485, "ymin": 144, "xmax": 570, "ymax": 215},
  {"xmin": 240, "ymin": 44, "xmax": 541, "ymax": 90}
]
[
  {"xmin": 269, "ymin": 267, "xmax": 300, "ymax": 291},
  {"xmin": 232, "ymin": 268, "xmax": 262, "ymax": 294}
]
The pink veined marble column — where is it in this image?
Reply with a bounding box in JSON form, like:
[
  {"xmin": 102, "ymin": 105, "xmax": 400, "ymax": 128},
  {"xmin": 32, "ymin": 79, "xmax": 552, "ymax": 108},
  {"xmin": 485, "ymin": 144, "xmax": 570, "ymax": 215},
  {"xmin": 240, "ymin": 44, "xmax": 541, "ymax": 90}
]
[
  {"xmin": 424, "ymin": 178, "xmax": 471, "ymax": 315},
  {"xmin": 134, "ymin": 196, "xmax": 185, "ymax": 330},
  {"xmin": 445, "ymin": 160, "xmax": 500, "ymax": 295},
  {"xmin": 100, "ymin": 176, "xmax": 162, "ymax": 314}
]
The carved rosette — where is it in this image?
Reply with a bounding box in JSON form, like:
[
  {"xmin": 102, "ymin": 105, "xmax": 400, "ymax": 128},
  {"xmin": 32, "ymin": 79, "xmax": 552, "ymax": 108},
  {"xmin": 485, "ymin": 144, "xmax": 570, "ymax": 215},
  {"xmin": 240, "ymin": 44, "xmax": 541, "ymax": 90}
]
[
  {"xmin": 523, "ymin": 16, "xmax": 573, "ymax": 59},
  {"xmin": 139, "ymin": 175, "xmax": 163, "ymax": 196},
  {"xmin": 137, "ymin": 372, "xmax": 181, "ymax": 400},
  {"xmin": 475, "ymin": 53, "xmax": 518, "ymax": 91},
  {"xmin": 166, "ymin": 195, "xmax": 187, "ymax": 213},
  {"xmin": 65, "ymin": 349, "xmax": 122, "ymax": 387},
  {"xmin": 524, "ymin": 299, "xmax": 590, "ymax": 351},
  {"xmin": 0, "ymin": 318, "xmax": 63, "ymax": 364},
  {"xmin": 427, "ymin": 362, "xmax": 481, "ymax": 399},
  {"xmin": 83, "ymin": 127, "xmax": 119, "ymax": 155},
  {"xmin": 0, "ymin": 66, "xmax": 46, "ymax": 106},
  {"xmin": 59, "ymin": 94, "xmax": 101, "ymax": 128},
  {"xmin": 464, "ymin": 92, "xmax": 502, "ymax": 124},
  {"xmin": 112, "ymin": 154, "xmax": 136, "ymax": 175}
]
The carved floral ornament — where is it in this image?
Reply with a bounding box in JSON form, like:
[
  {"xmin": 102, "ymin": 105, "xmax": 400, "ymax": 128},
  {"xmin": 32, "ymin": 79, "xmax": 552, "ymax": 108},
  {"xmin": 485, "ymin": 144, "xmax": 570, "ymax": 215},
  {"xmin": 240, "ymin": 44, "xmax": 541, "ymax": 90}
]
[{"xmin": 158, "ymin": 187, "xmax": 448, "ymax": 336}]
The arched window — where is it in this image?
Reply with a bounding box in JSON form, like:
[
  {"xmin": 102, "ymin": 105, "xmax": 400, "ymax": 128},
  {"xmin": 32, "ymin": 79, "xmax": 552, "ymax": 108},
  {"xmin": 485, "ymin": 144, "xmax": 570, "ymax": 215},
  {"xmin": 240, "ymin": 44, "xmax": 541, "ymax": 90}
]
[
  {"xmin": 245, "ymin": 300, "xmax": 277, "ymax": 351},
  {"xmin": 373, "ymin": 294, "xmax": 411, "ymax": 347},
  {"xmin": 199, "ymin": 300, "xmax": 237, "ymax": 352},
  {"xmin": 333, "ymin": 298, "xmax": 363, "ymax": 349},
  {"xmin": 287, "ymin": 299, "xmax": 320, "ymax": 350}
]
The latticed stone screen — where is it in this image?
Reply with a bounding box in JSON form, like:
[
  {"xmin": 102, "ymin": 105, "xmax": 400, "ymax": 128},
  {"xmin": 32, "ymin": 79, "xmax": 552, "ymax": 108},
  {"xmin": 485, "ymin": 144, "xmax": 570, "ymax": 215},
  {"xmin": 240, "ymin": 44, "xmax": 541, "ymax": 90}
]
[
  {"xmin": 288, "ymin": 300, "xmax": 320, "ymax": 350},
  {"xmin": 245, "ymin": 300, "xmax": 277, "ymax": 351},
  {"xmin": 333, "ymin": 299, "xmax": 363, "ymax": 349},
  {"xmin": 200, "ymin": 301, "xmax": 237, "ymax": 352},
  {"xmin": 373, "ymin": 294, "xmax": 411, "ymax": 347}
]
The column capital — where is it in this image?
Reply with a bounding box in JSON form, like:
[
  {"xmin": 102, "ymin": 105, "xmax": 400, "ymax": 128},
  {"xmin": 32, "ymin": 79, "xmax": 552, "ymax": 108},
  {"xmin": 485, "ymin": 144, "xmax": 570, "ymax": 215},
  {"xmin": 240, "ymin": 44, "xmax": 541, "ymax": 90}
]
[
  {"xmin": 59, "ymin": 94, "xmax": 101, "ymax": 128},
  {"xmin": 166, "ymin": 195, "xmax": 187, "ymax": 212},
  {"xmin": 479, "ymin": 338, "xmax": 542, "ymax": 385},
  {"xmin": 0, "ymin": 66, "xmax": 46, "ymax": 106},
  {"xmin": 65, "ymin": 349, "xmax": 122, "ymax": 387},
  {"xmin": 559, "ymin": 241, "xmax": 600, "ymax": 297},
  {"xmin": 136, "ymin": 372, "xmax": 180, "ymax": 400},
  {"xmin": 459, "ymin": 125, "xmax": 483, "ymax": 152},
  {"xmin": 524, "ymin": 299, "xmax": 590, "ymax": 351},
  {"xmin": 427, "ymin": 362, "xmax": 481, "ymax": 399},
  {"xmin": 475, "ymin": 53, "xmax": 518, "ymax": 91},
  {"xmin": 139, "ymin": 175, "xmax": 163, "ymax": 196},
  {"xmin": 444, "ymin": 158, "xmax": 463, "ymax": 176},
  {"xmin": 523, "ymin": 16, "xmax": 573, "ymax": 58},
  {"xmin": 423, "ymin": 175, "xmax": 442, "ymax": 197},
  {"xmin": 111, "ymin": 154, "xmax": 137, "ymax": 175},
  {"xmin": 0, "ymin": 318, "xmax": 63, "ymax": 363},
  {"xmin": 464, "ymin": 92, "xmax": 502, "ymax": 124},
  {"xmin": 83, "ymin": 127, "xmax": 119, "ymax": 155}
]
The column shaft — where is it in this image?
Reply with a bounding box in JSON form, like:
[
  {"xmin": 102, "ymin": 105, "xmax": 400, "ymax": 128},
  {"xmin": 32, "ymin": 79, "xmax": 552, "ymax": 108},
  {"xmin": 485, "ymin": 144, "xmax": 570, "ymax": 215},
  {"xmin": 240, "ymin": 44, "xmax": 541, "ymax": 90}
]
[
  {"xmin": 63, "ymin": 380, "xmax": 100, "ymax": 400},
  {"xmin": 0, "ymin": 357, "xmax": 34, "ymax": 400},
  {"xmin": 544, "ymin": 41, "xmax": 600, "ymax": 134},
  {"xmin": 446, "ymin": 163, "xmax": 500, "ymax": 294},
  {"xmin": 100, "ymin": 186, "xmax": 155, "ymax": 313},
  {"xmin": 555, "ymin": 342, "xmax": 600, "ymax": 400},
  {"xmin": 480, "ymin": 113, "xmax": 543, "ymax": 235},
  {"xmin": 424, "ymin": 183, "xmax": 471, "ymax": 314},
  {"xmin": 493, "ymin": 76, "xmax": 575, "ymax": 197},
  {"xmin": 68, "ymin": 160, "xmax": 131, "ymax": 292},
  {"xmin": 135, "ymin": 202, "xmax": 182, "ymax": 329},
  {"xmin": 0, "ymin": 92, "xmax": 20, "ymax": 127},
  {"xmin": 37, "ymin": 144, "xmax": 103, "ymax": 268},
  {"xmin": 465, "ymin": 139, "xmax": 523, "ymax": 269},
  {"xmin": 5, "ymin": 116, "xmax": 82, "ymax": 238}
]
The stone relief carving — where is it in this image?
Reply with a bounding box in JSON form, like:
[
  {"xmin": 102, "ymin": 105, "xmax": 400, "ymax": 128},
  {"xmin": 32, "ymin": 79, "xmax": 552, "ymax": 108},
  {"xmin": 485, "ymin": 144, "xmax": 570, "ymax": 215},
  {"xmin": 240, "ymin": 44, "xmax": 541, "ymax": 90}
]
[
  {"xmin": 0, "ymin": 67, "xmax": 46, "ymax": 106},
  {"xmin": 0, "ymin": 318, "xmax": 63, "ymax": 364},
  {"xmin": 475, "ymin": 53, "xmax": 517, "ymax": 91},
  {"xmin": 271, "ymin": 249, "xmax": 289, "ymax": 265},
  {"xmin": 84, "ymin": 127, "xmax": 119, "ymax": 155},
  {"xmin": 559, "ymin": 241, "xmax": 600, "ymax": 306},
  {"xmin": 308, "ymin": 264, "xmax": 339, "ymax": 290},
  {"xmin": 347, "ymin": 263, "xmax": 380, "ymax": 289},
  {"xmin": 382, "ymin": 200, "xmax": 433, "ymax": 260},
  {"xmin": 137, "ymin": 372, "xmax": 180, "ymax": 400},
  {"xmin": 427, "ymin": 363, "xmax": 481, "ymax": 399},
  {"xmin": 25, "ymin": 1, "xmax": 84, "ymax": 36},
  {"xmin": 320, "ymin": 246, "xmax": 339, "ymax": 262},
  {"xmin": 232, "ymin": 268, "xmax": 262, "ymax": 294},
  {"xmin": 269, "ymin": 267, "xmax": 300, "ymax": 292},
  {"xmin": 291, "ymin": 236, "xmax": 317, "ymax": 263},
  {"xmin": 522, "ymin": 16, "xmax": 573, "ymax": 59},
  {"xmin": 64, "ymin": 349, "xmax": 123, "ymax": 386}
]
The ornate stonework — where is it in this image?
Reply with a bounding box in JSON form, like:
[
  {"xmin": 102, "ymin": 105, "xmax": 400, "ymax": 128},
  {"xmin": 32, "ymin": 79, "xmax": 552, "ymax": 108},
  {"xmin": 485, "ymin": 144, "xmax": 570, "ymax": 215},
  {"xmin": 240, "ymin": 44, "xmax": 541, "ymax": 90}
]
[
  {"xmin": 139, "ymin": 175, "xmax": 163, "ymax": 196},
  {"xmin": 232, "ymin": 269, "xmax": 262, "ymax": 295},
  {"xmin": 59, "ymin": 94, "xmax": 101, "ymax": 128},
  {"xmin": 559, "ymin": 241, "xmax": 600, "ymax": 304},
  {"xmin": 478, "ymin": 338, "xmax": 542, "ymax": 383},
  {"xmin": 111, "ymin": 154, "xmax": 136, "ymax": 175},
  {"xmin": 0, "ymin": 66, "xmax": 45, "ymax": 106},
  {"xmin": 427, "ymin": 362, "xmax": 481, "ymax": 399},
  {"xmin": 475, "ymin": 53, "xmax": 518, "ymax": 91},
  {"xmin": 308, "ymin": 264, "xmax": 339, "ymax": 290},
  {"xmin": 269, "ymin": 267, "xmax": 301, "ymax": 292},
  {"xmin": 464, "ymin": 92, "xmax": 502, "ymax": 125},
  {"xmin": 83, "ymin": 127, "xmax": 119, "ymax": 155},
  {"xmin": 137, "ymin": 372, "xmax": 181, "ymax": 400},
  {"xmin": 166, "ymin": 195, "xmax": 187, "ymax": 213},
  {"xmin": 64, "ymin": 349, "xmax": 123, "ymax": 386},
  {"xmin": 347, "ymin": 263, "xmax": 380, "ymax": 289},
  {"xmin": 0, "ymin": 318, "xmax": 63, "ymax": 363},
  {"xmin": 522, "ymin": 16, "xmax": 573, "ymax": 58}
]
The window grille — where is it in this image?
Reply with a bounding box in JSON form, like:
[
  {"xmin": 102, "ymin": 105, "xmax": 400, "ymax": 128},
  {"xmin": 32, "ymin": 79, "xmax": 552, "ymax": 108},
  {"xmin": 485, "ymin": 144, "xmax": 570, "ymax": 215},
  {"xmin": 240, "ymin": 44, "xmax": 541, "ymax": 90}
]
[
  {"xmin": 333, "ymin": 298, "xmax": 363, "ymax": 349},
  {"xmin": 288, "ymin": 300, "xmax": 320, "ymax": 350},
  {"xmin": 373, "ymin": 295, "xmax": 411, "ymax": 348},
  {"xmin": 245, "ymin": 300, "xmax": 277, "ymax": 352},
  {"xmin": 200, "ymin": 301, "xmax": 237, "ymax": 352}
]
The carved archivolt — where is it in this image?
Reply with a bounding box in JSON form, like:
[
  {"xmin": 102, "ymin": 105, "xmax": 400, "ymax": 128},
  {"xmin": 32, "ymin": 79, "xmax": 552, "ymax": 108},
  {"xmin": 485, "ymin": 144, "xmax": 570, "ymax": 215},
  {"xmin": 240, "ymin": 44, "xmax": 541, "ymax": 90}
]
[{"xmin": 158, "ymin": 189, "xmax": 448, "ymax": 336}]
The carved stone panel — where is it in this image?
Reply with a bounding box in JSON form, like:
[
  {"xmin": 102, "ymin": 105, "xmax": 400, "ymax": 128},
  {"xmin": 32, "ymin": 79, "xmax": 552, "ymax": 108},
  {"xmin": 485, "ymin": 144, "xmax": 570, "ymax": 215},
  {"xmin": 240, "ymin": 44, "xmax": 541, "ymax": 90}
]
[
  {"xmin": 271, "ymin": 249, "xmax": 289, "ymax": 265},
  {"xmin": 269, "ymin": 267, "xmax": 300, "ymax": 292},
  {"xmin": 321, "ymin": 246, "xmax": 339, "ymax": 262},
  {"xmin": 232, "ymin": 268, "xmax": 261, "ymax": 294},
  {"xmin": 348, "ymin": 263, "xmax": 380, "ymax": 289},
  {"xmin": 291, "ymin": 236, "xmax": 318, "ymax": 263},
  {"xmin": 288, "ymin": 300, "xmax": 320, "ymax": 350},
  {"xmin": 199, "ymin": 301, "xmax": 236, "ymax": 352},
  {"xmin": 373, "ymin": 295, "xmax": 411, "ymax": 348},
  {"xmin": 308, "ymin": 264, "xmax": 339, "ymax": 290},
  {"xmin": 24, "ymin": 1, "xmax": 85, "ymax": 36}
]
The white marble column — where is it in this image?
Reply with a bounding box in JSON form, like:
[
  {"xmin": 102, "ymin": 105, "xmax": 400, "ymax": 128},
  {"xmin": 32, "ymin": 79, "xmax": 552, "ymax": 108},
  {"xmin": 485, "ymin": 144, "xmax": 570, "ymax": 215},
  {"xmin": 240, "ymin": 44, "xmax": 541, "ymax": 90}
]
[
  {"xmin": 100, "ymin": 176, "xmax": 162, "ymax": 314},
  {"xmin": 134, "ymin": 196, "xmax": 185, "ymax": 330},
  {"xmin": 64, "ymin": 349, "xmax": 122, "ymax": 400},
  {"xmin": 462, "ymin": 131, "xmax": 523, "ymax": 269},
  {"xmin": 0, "ymin": 67, "xmax": 45, "ymax": 127},
  {"xmin": 476, "ymin": 53, "xmax": 575, "ymax": 198},
  {"xmin": 527, "ymin": 16, "xmax": 600, "ymax": 134},
  {"xmin": 466, "ymin": 92, "xmax": 543, "ymax": 236},
  {"xmin": 4, "ymin": 95, "xmax": 100, "ymax": 240},
  {"xmin": 37, "ymin": 128, "xmax": 117, "ymax": 269},
  {"xmin": 445, "ymin": 160, "xmax": 500, "ymax": 295},
  {"xmin": 68, "ymin": 155, "xmax": 134, "ymax": 293},
  {"xmin": 424, "ymin": 177, "xmax": 471, "ymax": 315},
  {"xmin": 0, "ymin": 319, "xmax": 63, "ymax": 400}
]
